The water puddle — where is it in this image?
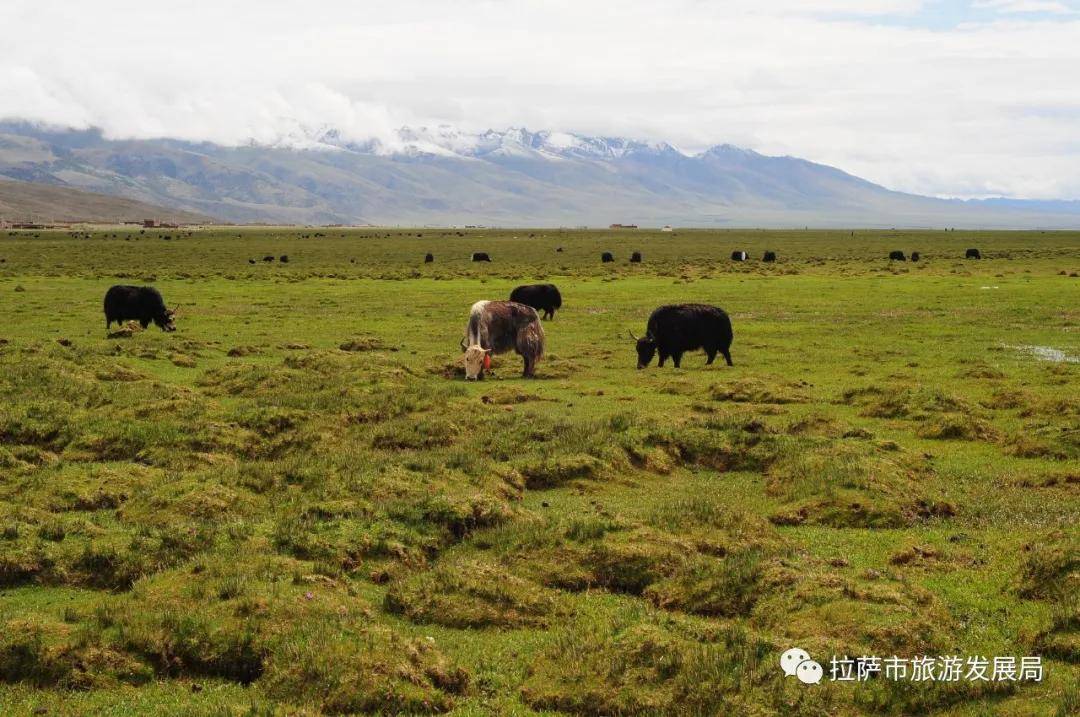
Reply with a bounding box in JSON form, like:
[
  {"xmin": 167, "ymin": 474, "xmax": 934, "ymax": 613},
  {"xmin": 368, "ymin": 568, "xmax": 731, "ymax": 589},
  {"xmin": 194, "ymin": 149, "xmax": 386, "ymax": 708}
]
[{"xmin": 1009, "ymin": 344, "xmax": 1079, "ymax": 364}]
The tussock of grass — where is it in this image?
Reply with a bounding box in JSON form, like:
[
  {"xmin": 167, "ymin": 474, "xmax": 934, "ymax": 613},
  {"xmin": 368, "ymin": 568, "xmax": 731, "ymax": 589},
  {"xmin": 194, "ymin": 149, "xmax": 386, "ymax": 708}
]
[
  {"xmin": 1017, "ymin": 530, "xmax": 1079, "ymax": 601},
  {"xmin": 916, "ymin": 413, "xmax": 998, "ymax": 442},
  {"xmin": 765, "ymin": 440, "xmax": 951, "ymax": 528},
  {"xmin": 0, "ymin": 618, "xmax": 151, "ymax": 689},
  {"xmin": 385, "ymin": 557, "xmax": 564, "ymax": 628},
  {"xmin": 338, "ymin": 335, "xmax": 393, "ymax": 352},
  {"xmin": 517, "ymin": 453, "xmax": 605, "ymax": 489},
  {"xmin": 709, "ymin": 377, "xmax": 809, "ymax": 404},
  {"xmin": 521, "ymin": 607, "xmax": 773, "ymax": 716}
]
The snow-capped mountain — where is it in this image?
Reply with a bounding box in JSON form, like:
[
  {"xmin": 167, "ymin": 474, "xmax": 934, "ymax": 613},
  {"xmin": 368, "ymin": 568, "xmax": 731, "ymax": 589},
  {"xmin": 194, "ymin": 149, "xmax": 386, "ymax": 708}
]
[
  {"xmin": 317, "ymin": 125, "xmax": 684, "ymax": 162},
  {"xmin": 0, "ymin": 120, "xmax": 1077, "ymax": 227}
]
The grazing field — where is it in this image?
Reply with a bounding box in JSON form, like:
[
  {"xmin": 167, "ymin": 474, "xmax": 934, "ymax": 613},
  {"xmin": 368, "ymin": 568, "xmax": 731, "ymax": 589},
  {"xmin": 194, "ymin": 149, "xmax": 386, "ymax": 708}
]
[{"xmin": 0, "ymin": 227, "xmax": 1077, "ymax": 716}]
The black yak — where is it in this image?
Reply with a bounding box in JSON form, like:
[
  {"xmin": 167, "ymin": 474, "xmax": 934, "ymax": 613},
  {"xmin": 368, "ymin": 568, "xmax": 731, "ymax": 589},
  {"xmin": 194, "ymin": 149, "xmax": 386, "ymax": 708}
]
[
  {"xmin": 911, "ymin": 252, "xmax": 921, "ymax": 262},
  {"xmin": 279, "ymin": 255, "xmax": 289, "ymax": 263},
  {"xmin": 889, "ymin": 251, "xmax": 906, "ymax": 261},
  {"xmin": 763, "ymin": 251, "xmax": 777, "ymax": 262},
  {"xmin": 263, "ymin": 255, "xmax": 275, "ymax": 263},
  {"xmin": 966, "ymin": 248, "xmax": 981, "ymax": 259},
  {"xmin": 509, "ymin": 283, "xmax": 562, "ymax": 320},
  {"xmin": 104, "ymin": 285, "xmax": 176, "ymax": 332},
  {"xmin": 601, "ymin": 252, "xmax": 614, "ymax": 263},
  {"xmin": 472, "ymin": 252, "xmax": 492, "ymax": 262},
  {"xmin": 461, "ymin": 301, "xmax": 545, "ymax": 379},
  {"xmin": 731, "ymin": 251, "xmax": 748, "ymax": 261},
  {"xmin": 630, "ymin": 251, "xmax": 642, "ymax": 263},
  {"xmin": 631, "ymin": 304, "xmax": 732, "ymax": 369},
  {"xmin": 425, "ymin": 253, "xmax": 434, "ymax": 263}
]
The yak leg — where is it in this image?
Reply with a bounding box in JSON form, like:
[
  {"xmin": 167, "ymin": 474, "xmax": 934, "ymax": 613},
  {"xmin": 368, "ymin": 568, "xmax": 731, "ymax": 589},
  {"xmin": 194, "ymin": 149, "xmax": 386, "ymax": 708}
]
[
  {"xmin": 722, "ymin": 348, "xmax": 733, "ymax": 366},
  {"xmin": 705, "ymin": 349, "xmax": 717, "ymax": 365},
  {"xmin": 672, "ymin": 352, "xmax": 683, "ymax": 368},
  {"xmin": 658, "ymin": 352, "xmax": 668, "ymax": 367}
]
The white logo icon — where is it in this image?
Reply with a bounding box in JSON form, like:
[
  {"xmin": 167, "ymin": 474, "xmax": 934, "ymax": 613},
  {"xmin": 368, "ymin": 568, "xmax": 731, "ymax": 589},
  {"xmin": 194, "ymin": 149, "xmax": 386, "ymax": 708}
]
[
  {"xmin": 780, "ymin": 647, "xmax": 811, "ymax": 677},
  {"xmin": 797, "ymin": 659, "xmax": 824, "ymax": 684},
  {"xmin": 781, "ymin": 647, "xmax": 822, "ymax": 684}
]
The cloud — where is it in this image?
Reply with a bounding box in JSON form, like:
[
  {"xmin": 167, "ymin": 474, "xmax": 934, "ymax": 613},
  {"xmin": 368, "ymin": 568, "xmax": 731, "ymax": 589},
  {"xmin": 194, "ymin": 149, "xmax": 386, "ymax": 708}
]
[{"xmin": 1, "ymin": 0, "xmax": 1079, "ymax": 199}]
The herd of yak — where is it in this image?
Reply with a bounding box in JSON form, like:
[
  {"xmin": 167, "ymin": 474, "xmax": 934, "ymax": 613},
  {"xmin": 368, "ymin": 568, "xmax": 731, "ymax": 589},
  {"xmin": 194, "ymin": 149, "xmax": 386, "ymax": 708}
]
[
  {"xmin": 102, "ymin": 282, "xmax": 734, "ymax": 380},
  {"xmin": 101, "ymin": 245, "xmax": 984, "ymax": 379}
]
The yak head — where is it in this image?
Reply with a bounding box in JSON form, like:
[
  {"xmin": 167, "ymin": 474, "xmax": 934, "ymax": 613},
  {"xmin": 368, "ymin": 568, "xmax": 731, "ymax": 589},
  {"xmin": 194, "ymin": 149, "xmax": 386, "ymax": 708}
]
[
  {"xmin": 630, "ymin": 330, "xmax": 656, "ymax": 369},
  {"xmin": 155, "ymin": 307, "xmax": 178, "ymax": 332},
  {"xmin": 463, "ymin": 344, "xmax": 492, "ymax": 380}
]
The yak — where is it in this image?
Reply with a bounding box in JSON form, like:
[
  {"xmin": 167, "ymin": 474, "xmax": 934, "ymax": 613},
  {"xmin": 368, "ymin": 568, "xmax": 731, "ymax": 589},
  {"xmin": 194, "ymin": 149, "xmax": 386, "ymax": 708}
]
[
  {"xmin": 630, "ymin": 251, "xmax": 643, "ymax": 263},
  {"xmin": 631, "ymin": 304, "xmax": 732, "ymax": 369},
  {"xmin": 731, "ymin": 251, "xmax": 748, "ymax": 261},
  {"xmin": 911, "ymin": 252, "xmax": 921, "ymax": 262},
  {"xmin": 509, "ymin": 283, "xmax": 562, "ymax": 320},
  {"xmin": 104, "ymin": 285, "xmax": 176, "ymax": 332},
  {"xmin": 425, "ymin": 253, "xmax": 434, "ymax": 263},
  {"xmin": 472, "ymin": 252, "xmax": 492, "ymax": 262},
  {"xmin": 966, "ymin": 248, "xmax": 981, "ymax": 259},
  {"xmin": 601, "ymin": 252, "xmax": 614, "ymax": 263},
  {"xmin": 763, "ymin": 251, "xmax": 777, "ymax": 262},
  {"xmin": 461, "ymin": 300, "xmax": 545, "ymax": 380},
  {"xmin": 889, "ymin": 250, "xmax": 906, "ymax": 261}
]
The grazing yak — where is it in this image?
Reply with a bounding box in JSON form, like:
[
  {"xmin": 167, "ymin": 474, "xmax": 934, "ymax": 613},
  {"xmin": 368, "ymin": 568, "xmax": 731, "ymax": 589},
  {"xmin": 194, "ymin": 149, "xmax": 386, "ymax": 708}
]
[
  {"xmin": 630, "ymin": 251, "xmax": 642, "ymax": 263},
  {"xmin": 763, "ymin": 251, "xmax": 777, "ymax": 262},
  {"xmin": 104, "ymin": 285, "xmax": 176, "ymax": 332},
  {"xmin": 889, "ymin": 250, "xmax": 906, "ymax": 261},
  {"xmin": 731, "ymin": 251, "xmax": 748, "ymax": 261},
  {"xmin": 425, "ymin": 253, "xmax": 434, "ymax": 263},
  {"xmin": 601, "ymin": 252, "xmax": 614, "ymax": 263},
  {"xmin": 279, "ymin": 255, "xmax": 289, "ymax": 263},
  {"xmin": 472, "ymin": 252, "xmax": 492, "ymax": 262},
  {"xmin": 631, "ymin": 304, "xmax": 732, "ymax": 369},
  {"xmin": 966, "ymin": 248, "xmax": 981, "ymax": 259},
  {"xmin": 461, "ymin": 301, "xmax": 545, "ymax": 380},
  {"xmin": 509, "ymin": 283, "xmax": 562, "ymax": 320},
  {"xmin": 911, "ymin": 252, "xmax": 921, "ymax": 262}
]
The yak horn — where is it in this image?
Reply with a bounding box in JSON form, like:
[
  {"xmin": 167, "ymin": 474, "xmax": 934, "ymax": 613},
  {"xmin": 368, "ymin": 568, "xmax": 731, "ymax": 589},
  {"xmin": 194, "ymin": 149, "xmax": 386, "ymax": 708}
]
[{"xmin": 628, "ymin": 330, "xmax": 639, "ymax": 341}]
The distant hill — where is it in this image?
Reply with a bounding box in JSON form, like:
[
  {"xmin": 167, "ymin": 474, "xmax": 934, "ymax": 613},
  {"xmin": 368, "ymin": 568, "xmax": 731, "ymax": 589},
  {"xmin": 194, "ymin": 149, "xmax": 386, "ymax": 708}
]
[
  {"xmin": 0, "ymin": 176, "xmax": 211, "ymax": 225},
  {"xmin": 0, "ymin": 120, "xmax": 1076, "ymax": 228}
]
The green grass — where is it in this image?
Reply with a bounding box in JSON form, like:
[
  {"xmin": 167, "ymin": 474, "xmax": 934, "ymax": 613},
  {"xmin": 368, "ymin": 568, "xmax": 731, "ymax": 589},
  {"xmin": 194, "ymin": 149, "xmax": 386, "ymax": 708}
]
[{"xmin": 0, "ymin": 227, "xmax": 1077, "ymax": 715}]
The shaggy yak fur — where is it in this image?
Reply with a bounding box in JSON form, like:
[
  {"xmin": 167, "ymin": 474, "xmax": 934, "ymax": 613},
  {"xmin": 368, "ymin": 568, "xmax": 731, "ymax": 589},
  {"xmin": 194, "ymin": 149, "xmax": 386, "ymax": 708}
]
[
  {"xmin": 104, "ymin": 285, "xmax": 176, "ymax": 332},
  {"xmin": 632, "ymin": 303, "xmax": 733, "ymax": 369}
]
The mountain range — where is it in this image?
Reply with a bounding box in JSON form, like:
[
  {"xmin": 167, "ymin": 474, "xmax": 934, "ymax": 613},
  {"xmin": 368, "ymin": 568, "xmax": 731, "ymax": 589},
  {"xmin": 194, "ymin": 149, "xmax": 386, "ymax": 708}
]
[{"xmin": 1, "ymin": 120, "xmax": 1077, "ymax": 228}]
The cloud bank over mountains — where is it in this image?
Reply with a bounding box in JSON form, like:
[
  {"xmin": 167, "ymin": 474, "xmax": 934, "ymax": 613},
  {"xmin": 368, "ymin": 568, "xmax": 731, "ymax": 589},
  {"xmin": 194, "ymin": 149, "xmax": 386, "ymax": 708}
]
[{"xmin": 2, "ymin": 0, "xmax": 1079, "ymax": 200}]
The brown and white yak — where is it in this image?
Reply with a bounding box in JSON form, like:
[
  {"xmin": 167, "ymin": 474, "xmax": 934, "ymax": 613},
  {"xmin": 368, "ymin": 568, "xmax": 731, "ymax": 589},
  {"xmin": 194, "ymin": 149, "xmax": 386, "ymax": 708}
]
[{"xmin": 460, "ymin": 300, "xmax": 545, "ymax": 380}]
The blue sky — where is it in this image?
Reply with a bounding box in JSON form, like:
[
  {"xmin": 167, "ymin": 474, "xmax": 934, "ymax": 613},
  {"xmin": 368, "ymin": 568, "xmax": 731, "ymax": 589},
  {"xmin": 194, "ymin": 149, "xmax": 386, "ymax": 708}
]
[
  {"xmin": 826, "ymin": 0, "xmax": 1080, "ymax": 29},
  {"xmin": 1, "ymin": 0, "xmax": 1079, "ymax": 199}
]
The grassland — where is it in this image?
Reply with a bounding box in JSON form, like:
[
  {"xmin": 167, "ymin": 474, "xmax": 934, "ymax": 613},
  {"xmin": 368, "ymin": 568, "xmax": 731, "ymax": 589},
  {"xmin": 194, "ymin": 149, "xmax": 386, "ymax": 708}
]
[{"xmin": 0, "ymin": 227, "xmax": 1077, "ymax": 716}]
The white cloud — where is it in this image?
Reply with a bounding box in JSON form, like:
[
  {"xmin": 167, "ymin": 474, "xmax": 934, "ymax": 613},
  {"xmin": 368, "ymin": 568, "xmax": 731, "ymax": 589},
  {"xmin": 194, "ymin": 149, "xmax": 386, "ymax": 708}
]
[{"xmin": 1, "ymin": 0, "xmax": 1079, "ymax": 198}]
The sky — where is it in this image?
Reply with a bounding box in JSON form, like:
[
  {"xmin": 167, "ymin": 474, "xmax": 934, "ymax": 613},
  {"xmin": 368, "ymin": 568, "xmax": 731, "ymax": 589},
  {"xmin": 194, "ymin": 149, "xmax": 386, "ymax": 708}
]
[{"xmin": 1, "ymin": 0, "xmax": 1079, "ymax": 199}]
